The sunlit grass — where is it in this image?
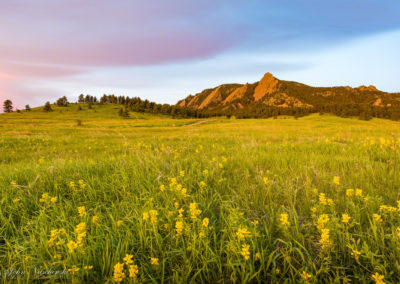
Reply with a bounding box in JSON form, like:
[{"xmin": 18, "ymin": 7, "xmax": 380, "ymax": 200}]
[{"xmin": 0, "ymin": 104, "xmax": 399, "ymax": 282}]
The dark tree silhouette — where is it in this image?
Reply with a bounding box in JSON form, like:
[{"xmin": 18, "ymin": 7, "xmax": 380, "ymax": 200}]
[
  {"xmin": 43, "ymin": 101, "xmax": 53, "ymax": 112},
  {"xmin": 3, "ymin": 100, "xmax": 13, "ymax": 113}
]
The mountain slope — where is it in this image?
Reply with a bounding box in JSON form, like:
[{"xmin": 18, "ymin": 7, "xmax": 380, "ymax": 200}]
[{"xmin": 177, "ymin": 73, "xmax": 400, "ymax": 118}]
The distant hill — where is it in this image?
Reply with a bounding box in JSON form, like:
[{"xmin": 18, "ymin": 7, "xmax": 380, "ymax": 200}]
[{"xmin": 177, "ymin": 73, "xmax": 400, "ymax": 120}]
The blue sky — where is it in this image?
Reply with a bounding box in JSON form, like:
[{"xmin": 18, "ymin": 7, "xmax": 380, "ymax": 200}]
[{"xmin": 1, "ymin": 0, "xmax": 400, "ymax": 108}]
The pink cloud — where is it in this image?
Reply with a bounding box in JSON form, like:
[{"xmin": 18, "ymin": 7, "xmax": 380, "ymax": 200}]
[
  {"xmin": 0, "ymin": 63, "xmax": 87, "ymax": 79},
  {"xmin": 0, "ymin": 1, "xmax": 236, "ymax": 67}
]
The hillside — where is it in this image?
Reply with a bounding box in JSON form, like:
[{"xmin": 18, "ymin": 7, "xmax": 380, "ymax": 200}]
[
  {"xmin": 177, "ymin": 73, "xmax": 400, "ymax": 119},
  {"xmin": 2, "ymin": 107, "xmax": 400, "ymax": 282}
]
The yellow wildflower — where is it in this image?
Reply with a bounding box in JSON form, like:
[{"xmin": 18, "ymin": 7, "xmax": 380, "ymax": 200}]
[
  {"xmin": 129, "ymin": 265, "xmax": 139, "ymax": 279},
  {"xmin": 263, "ymin": 177, "xmax": 269, "ymax": 184},
  {"xmin": 13, "ymin": 198, "xmax": 21, "ymax": 203},
  {"xmin": 50, "ymin": 197, "xmax": 57, "ymax": 203},
  {"xmin": 301, "ymin": 271, "xmax": 312, "ymax": 281},
  {"xmin": 84, "ymin": 265, "xmax": 93, "ymax": 270},
  {"xmin": 78, "ymin": 206, "xmax": 86, "ymax": 218},
  {"xmin": 317, "ymin": 214, "xmax": 329, "ymax": 231},
  {"xmin": 92, "ymin": 215, "xmax": 99, "ymax": 224},
  {"xmin": 319, "ymin": 193, "xmax": 327, "ymax": 205},
  {"xmin": 189, "ymin": 203, "xmax": 202, "ymax": 220},
  {"xmin": 202, "ymin": 218, "xmax": 209, "ymax": 227},
  {"xmin": 373, "ymin": 214, "xmax": 382, "ymax": 223},
  {"xmin": 203, "ymin": 169, "xmax": 209, "ymax": 176},
  {"xmin": 355, "ymin": 189, "xmax": 363, "ymax": 197},
  {"xmin": 149, "ymin": 210, "xmax": 158, "ymax": 224},
  {"xmin": 113, "ymin": 262, "xmax": 125, "ymax": 283},
  {"xmin": 199, "ymin": 181, "xmax": 206, "ymax": 187},
  {"xmin": 240, "ymin": 244, "xmax": 250, "ymax": 260},
  {"xmin": 159, "ymin": 184, "xmax": 165, "ymax": 192},
  {"xmin": 150, "ymin": 257, "xmax": 159, "ymax": 265},
  {"xmin": 40, "ymin": 193, "xmax": 50, "ymax": 203},
  {"xmin": 236, "ymin": 227, "xmax": 251, "ymax": 240},
  {"xmin": 75, "ymin": 222, "xmax": 86, "ymax": 235},
  {"xmin": 68, "ymin": 265, "xmax": 80, "ymax": 274},
  {"xmin": 342, "ymin": 214, "xmax": 351, "ymax": 224},
  {"xmin": 180, "ymin": 170, "xmax": 185, "ymax": 177},
  {"xmin": 346, "ymin": 189, "xmax": 354, "ymax": 197},
  {"xmin": 117, "ymin": 220, "xmax": 123, "ymax": 227},
  {"xmin": 372, "ymin": 272, "xmax": 385, "ymax": 284},
  {"xmin": 351, "ymin": 249, "xmax": 361, "ymax": 261},
  {"xmin": 320, "ymin": 228, "xmax": 331, "ymax": 249},
  {"xmin": 181, "ymin": 187, "xmax": 188, "ymax": 197},
  {"xmin": 10, "ymin": 181, "xmax": 17, "ymax": 185},
  {"xmin": 280, "ymin": 213, "xmax": 290, "ymax": 226},
  {"xmin": 333, "ymin": 176, "xmax": 340, "ymax": 185},
  {"xmin": 78, "ymin": 179, "xmax": 86, "ymax": 189},
  {"xmin": 67, "ymin": 240, "xmax": 78, "ymax": 253},
  {"xmin": 123, "ymin": 254, "xmax": 134, "ymax": 265},
  {"xmin": 175, "ymin": 221, "xmax": 184, "ymax": 236},
  {"xmin": 178, "ymin": 208, "xmax": 184, "ymax": 218}
]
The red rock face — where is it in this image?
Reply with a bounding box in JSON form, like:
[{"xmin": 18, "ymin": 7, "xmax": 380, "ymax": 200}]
[{"xmin": 176, "ymin": 72, "xmax": 396, "ymax": 111}]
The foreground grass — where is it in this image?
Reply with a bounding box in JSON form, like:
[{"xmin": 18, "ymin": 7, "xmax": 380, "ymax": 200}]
[{"xmin": 1, "ymin": 104, "xmax": 400, "ymax": 283}]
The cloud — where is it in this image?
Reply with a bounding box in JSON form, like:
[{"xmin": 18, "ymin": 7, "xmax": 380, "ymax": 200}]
[
  {"xmin": 0, "ymin": 63, "xmax": 87, "ymax": 79},
  {"xmin": 1, "ymin": 0, "xmax": 400, "ymax": 109},
  {"xmin": 0, "ymin": 79, "xmax": 65, "ymax": 109}
]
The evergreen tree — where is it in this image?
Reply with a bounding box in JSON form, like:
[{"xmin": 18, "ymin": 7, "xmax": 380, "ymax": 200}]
[
  {"xmin": 3, "ymin": 100, "xmax": 13, "ymax": 113},
  {"xmin": 56, "ymin": 96, "xmax": 68, "ymax": 107},
  {"xmin": 123, "ymin": 107, "xmax": 130, "ymax": 118},
  {"xmin": 78, "ymin": 94, "xmax": 85, "ymax": 103},
  {"xmin": 25, "ymin": 104, "xmax": 31, "ymax": 112},
  {"xmin": 43, "ymin": 101, "xmax": 53, "ymax": 112}
]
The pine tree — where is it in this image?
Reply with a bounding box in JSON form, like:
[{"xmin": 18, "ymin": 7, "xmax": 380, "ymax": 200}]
[
  {"xmin": 43, "ymin": 101, "xmax": 53, "ymax": 112},
  {"xmin": 56, "ymin": 96, "xmax": 68, "ymax": 107},
  {"xmin": 3, "ymin": 100, "xmax": 13, "ymax": 113},
  {"xmin": 123, "ymin": 107, "xmax": 129, "ymax": 118},
  {"xmin": 78, "ymin": 94, "xmax": 85, "ymax": 103}
]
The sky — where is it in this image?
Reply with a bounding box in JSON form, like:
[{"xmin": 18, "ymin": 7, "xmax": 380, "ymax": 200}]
[{"xmin": 1, "ymin": 0, "xmax": 400, "ymax": 109}]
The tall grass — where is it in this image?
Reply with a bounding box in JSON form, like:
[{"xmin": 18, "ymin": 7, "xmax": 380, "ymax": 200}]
[{"xmin": 0, "ymin": 104, "xmax": 399, "ymax": 282}]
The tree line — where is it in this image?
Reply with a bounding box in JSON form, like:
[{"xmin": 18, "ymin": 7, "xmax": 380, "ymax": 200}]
[{"xmin": 2, "ymin": 94, "xmax": 400, "ymax": 121}]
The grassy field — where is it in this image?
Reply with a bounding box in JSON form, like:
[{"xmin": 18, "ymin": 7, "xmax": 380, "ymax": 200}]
[{"xmin": 1, "ymin": 103, "xmax": 400, "ymax": 283}]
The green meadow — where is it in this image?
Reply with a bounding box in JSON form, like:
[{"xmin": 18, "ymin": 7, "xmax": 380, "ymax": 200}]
[{"xmin": 1, "ymin": 104, "xmax": 399, "ymax": 283}]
